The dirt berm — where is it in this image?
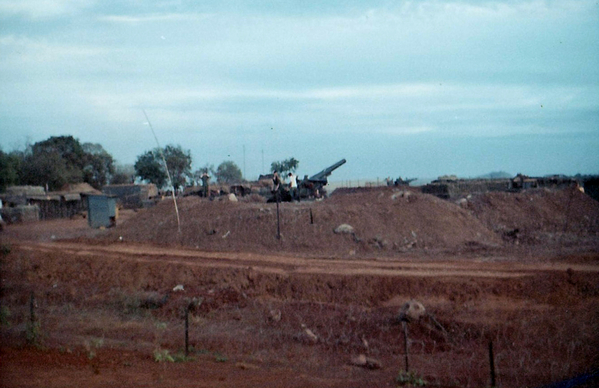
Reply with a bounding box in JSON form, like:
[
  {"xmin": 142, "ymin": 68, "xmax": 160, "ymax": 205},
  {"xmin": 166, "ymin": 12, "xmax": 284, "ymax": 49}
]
[{"xmin": 101, "ymin": 186, "xmax": 599, "ymax": 257}]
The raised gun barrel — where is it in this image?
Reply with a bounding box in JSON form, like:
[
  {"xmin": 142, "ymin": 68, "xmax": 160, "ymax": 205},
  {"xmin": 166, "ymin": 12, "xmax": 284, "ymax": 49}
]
[{"xmin": 309, "ymin": 158, "xmax": 347, "ymax": 184}]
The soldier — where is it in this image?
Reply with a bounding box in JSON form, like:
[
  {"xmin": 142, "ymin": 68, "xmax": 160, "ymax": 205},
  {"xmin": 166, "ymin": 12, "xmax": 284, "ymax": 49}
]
[
  {"xmin": 201, "ymin": 172, "xmax": 210, "ymax": 198},
  {"xmin": 288, "ymin": 172, "xmax": 298, "ymax": 201},
  {"xmin": 272, "ymin": 170, "xmax": 281, "ymax": 201}
]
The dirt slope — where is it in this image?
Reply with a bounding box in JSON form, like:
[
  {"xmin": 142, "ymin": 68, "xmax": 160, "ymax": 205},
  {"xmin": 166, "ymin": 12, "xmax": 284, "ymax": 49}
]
[{"xmin": 101, "ymin": 186, "xmax": 599, "ymax": 257}]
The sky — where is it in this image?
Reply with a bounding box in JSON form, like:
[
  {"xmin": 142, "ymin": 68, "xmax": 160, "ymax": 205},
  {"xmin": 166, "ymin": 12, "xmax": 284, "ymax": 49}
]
[{"xmin": 1, "ymin": 0, "xmax": 598, "ymax": 183}]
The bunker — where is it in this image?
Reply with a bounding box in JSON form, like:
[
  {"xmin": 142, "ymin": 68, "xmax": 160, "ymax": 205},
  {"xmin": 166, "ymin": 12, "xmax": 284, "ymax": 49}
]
[{"xmin": 86, "ymin": 195, "xmax": 117, "ymax": 228}]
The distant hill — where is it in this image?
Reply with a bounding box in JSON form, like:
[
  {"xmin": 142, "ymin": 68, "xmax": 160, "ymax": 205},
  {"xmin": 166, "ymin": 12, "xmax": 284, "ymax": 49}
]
[{"xmin": 477, "ymin": 171, "xmax": 512, "ymax": 179}]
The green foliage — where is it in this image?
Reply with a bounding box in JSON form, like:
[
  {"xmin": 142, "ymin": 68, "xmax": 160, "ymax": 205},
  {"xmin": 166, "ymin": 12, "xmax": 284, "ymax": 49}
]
[
  {"xmin": 0, "ymin": 244, "xmax": 11, "ymax": 256},
  {"xmin": 26, "ymin": 320, "xmax": 42, "ymax": 347},
  {"xmin": 0, "ymin": 306, "xmax": 11, "ymax": 327},
  {"xmin": 134, "ymin": 145, "xmax": 192, "ymax": 192},
  {"xmin": 395, "ymin": 370, "xmax": 427, "ymax": 387},
  {"xmin": 10, "ymin": 136, "xmax": 116, "ymax": 191},
  {"xmin": 111, "ymin": 164, "xmax": 135, "ymax": 184},
  {"xmin": 270, "ymin": 157, "xmax": 299, "ymax": 175},
  {"xmin": 163, "ymin": 145, "xmax": 193, "ymax": 190},
  {"xmin": 215, "ymin": 161, "xmax": 242, "ymax": 184},
  {"xmin": 84, "ymin": 337, "xmax": 104, "ymax": 360},
  {"xmin": 154, "ymin": 348, "xmax": 175, "ymax": 362},
  {"xmin": 32, "ymin": 136, "xmax": 86, "ymax": 169},
  {"xmin": 0, "ymin": 149, "xmax": 22, "ymax": 192},
  {"xmin": 21, "ymin": 146, "xmax": 82, "ymax": 190},
  {"xmin": 82, "ymin": 143, "xmax": 115, "ymax": 189},
  {"xmin": 135, "ymin": 150, "xmax": 166, "ymax": 188},
  {"xmin": 214, "ymin": 353, "xmax": 228, "ymax": 363}
]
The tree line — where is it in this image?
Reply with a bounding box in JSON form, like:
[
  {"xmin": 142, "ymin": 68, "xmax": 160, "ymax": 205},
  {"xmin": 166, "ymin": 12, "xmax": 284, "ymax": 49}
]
[{"xmin": 0, "ymin": 135, "xmax": 299, "ymax": 193}]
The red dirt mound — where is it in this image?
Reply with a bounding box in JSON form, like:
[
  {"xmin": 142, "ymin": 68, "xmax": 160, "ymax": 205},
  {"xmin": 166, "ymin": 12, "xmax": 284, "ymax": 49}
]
[
  {"xmin": 101, "ymin": 186, "xmax": 599, "ymax": 257},
  {"xmin": 467, "ymin": 187, "xmax": 599, "ymax": 248},
  {"xmin": 102, "ymin": 187, "xmax": 505, "ymax": 257}
]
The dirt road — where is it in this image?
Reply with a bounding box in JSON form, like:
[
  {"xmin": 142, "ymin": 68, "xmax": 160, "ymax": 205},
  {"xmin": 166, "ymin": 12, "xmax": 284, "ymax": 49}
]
[{"xmin": 17, "ymin": 240, "xmax": 599, "ymax": 279}]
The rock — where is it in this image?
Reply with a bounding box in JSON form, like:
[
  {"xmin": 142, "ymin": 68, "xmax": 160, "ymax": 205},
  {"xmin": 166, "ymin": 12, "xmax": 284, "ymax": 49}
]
[
  {"xmin": 350, "ymin": 354, "xmax": 382, "ymax": 370},
  {"xmin": 399, "ymin": 300, "xmax": 426, "ymax": 322},
  {"xmin": 268, "ymin": 309, "xmax": 282, "ymax": 322},
  {"xmin": 301, "ymin": 324, "xmax": 318, "ymax": 343},
  {"xmin": 391, "ymin": 190, "xmax": 414, "ymax": 201},
  {"xmin": 334, "ymin": 224, "xmax": 354, "ymax": 234},
  {"xmin": 228, "ymin": 193, "xmax": 238, "ymax": 202},
  {"xmin": 173, "ymin": 284, "xmax": 184, "ymax": 292}
]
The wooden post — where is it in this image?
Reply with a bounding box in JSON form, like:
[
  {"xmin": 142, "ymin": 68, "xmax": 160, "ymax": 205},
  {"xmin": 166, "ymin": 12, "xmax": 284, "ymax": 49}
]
[
  {"xmin": 30, "ymin": 291, "xmax": 36, "ymax": 325},
  {"xmin": 489, "ymin": 341, "xmax": 496, "ymax": 387},
  {"xmin": 310, "ymin": 208, "xmax": 314, "ymax": 225},
  {"xmin": 276, "ymin": 196, "xmax": 281, "ymax": 239},
  {"xmin": 402, "ymin": 321, "xmax": 409, "ymax": 372},
  {"xmin": 185, "ymin": 306, "xmax": 189, "ymax": 357}
]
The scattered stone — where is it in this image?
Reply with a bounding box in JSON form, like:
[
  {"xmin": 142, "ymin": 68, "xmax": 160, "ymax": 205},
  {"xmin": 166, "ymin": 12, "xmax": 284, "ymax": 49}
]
[
  {"xmin": 334, "ymin": 224, "xmax": 354, "ymax": 234},
  {"xmin": 301, "ymin": 324, "xmax": 318, "ymax": 344},
  {"xmin": 228, "ymin": 193, "xmax": 238, "ymax": 202},
  {"xmin": 391, "ymin": 190, "xmax": 412, "ymax": 200},
  {"xmin": 236, "ymin": 362, "xmax": 259, "ymax": 370},
  {"xmin": 399, "ymin": 300, "xmax": 426, "ymax": 322},
  {"xmin": 268, "ymin": 309, "xmax": 282, "ymax": 322},
  {"xmin": 173, "ymin": 284, "xmax": 184, "ymax": 292},
  {"xmin": 350, "ymin": 354, "xmax": 382, "ymax": 369}
]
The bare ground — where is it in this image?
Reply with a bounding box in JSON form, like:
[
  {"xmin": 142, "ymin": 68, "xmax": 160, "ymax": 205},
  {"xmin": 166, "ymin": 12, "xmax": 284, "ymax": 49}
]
[{"xmin": 1, "ymin": 187, "xmax": 598, "ymax": 387}]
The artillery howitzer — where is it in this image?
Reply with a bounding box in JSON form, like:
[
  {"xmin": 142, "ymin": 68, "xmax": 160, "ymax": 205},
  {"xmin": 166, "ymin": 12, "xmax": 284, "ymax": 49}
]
[
  {"xmin": 299, "ymin": 158, "xmax": 347, "ymax": 199},
  {"xmin": 393, "ymin": 177, "xmax": 417, "ymax": 186},
  {"xmin": 264, "ymin": 158, "xmax": 346, "ymax": 202}
]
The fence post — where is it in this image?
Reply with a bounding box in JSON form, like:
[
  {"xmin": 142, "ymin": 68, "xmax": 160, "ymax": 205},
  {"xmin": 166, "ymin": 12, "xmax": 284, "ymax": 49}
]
[
  {"xmin": 276, "ymin": 199, "xmax": 281, "ymax": 239},
  {"xmin": 489, "ymin": 341, "xmax": 496, "ymax": 387},
  {"xmin": 185, "ymin": 305, "xmax": 190, "ymax": 357},
  {"xmin": 310, "ymin": 208, "xmax": 314, "ymax": 225},
  {"xmin": 402, "ymin": 321, "xmax": 410, "ymax": 372},
  {"xmin": 30, "ymin": 291, "xmax": 36, "ymax": 325}
]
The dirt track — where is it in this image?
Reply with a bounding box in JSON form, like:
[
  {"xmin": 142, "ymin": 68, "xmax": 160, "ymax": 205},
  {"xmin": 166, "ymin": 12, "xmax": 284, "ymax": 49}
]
[{"xmin": 17, "ymin": 240, "xmax": 599, "ymax": 278}]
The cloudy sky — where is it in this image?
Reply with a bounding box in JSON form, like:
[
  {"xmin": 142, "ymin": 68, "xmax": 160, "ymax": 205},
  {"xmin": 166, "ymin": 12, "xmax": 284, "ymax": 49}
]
[{"xmin": 1, "ymin": 0, "xmax": 598, "ymax": 182}]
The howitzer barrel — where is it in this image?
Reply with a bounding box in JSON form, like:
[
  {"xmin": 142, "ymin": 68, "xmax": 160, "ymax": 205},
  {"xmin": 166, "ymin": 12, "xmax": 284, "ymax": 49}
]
[{"xmin": 309, "ymin": 159, "xmax": 346, "ymax": 183}]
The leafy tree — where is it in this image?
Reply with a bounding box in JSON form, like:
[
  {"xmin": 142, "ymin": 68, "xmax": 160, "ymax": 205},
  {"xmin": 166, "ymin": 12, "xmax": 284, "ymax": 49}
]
[
  {"xmin": 21, "ymin": 148, "xmax": 79, "ymax": 190},
  {"xmin": 270, "ymin": 157, "xmax": 299, "ymax": 175},
  {"xmin": 163, "ymin": 145, "xmax": 193, "ymax": 191},
  {"xmin": 6, "ymin": 136, "xmax": 117, "ymax": 191},
  {"xmin": 20, "ymin": 136, "xmax": 87, "ymax": 190},
  {"xmin": 0, "ymin": 149, "xmax": 23, "ymax": 192},
  {"xmin": 215, "ymin": 161, "xmax": 242, "ymax": 184},
  {"xmin": 134, "ymin": 145, "xmax": 192, "ymax": 193},
  {"xmin": 32, "ymin": 136, "xmax": 86, "ymax": 171},
  {"xmin": 111, "ymin": 164, "xmax": 135, "ymax": 185},
  {"xmin": 82, "ymin": 143, "xmax": 115, "ymax": 189},
  {"xmin": 135, "ymin": 150, "xmax": 166, "ymax": 188}
]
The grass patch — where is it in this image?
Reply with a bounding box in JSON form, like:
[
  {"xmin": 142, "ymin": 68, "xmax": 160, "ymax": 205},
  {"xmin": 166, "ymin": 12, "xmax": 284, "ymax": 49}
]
[{"xmin": 395, "ymin": 370, "xmax": 427, "ymax": 387}]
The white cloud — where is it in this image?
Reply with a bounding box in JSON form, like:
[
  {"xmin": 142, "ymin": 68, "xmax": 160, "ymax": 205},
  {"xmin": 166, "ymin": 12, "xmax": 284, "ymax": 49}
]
[
  {"xmin": 98, "ymin": 12, "xmax": 212, "ymax": 24},
  {"xmin": 0, "ymin": 0, "xmax": 94, "ymax": 19}
]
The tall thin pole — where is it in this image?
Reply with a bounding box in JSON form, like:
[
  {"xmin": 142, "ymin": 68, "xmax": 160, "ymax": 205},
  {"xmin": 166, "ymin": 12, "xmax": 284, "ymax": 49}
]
[
  {"xmin": 185, "ymin": 306, "xmax": 190, "ymax": 357},
  {"xmin": 276, "ymin": 196, "xmax": 281, "ymax": 240},
  {"xmin": 489, "ymin": 341, "xmax": 496, "ymax": 387},
  {"xmin": 143, "ymin": 109, "xmax": 181, "ymax": 234},
  {"xmin": 243, "ymin": 145, "xmax": 246, "ymax": 180},
  {"xmin": 402, "ymin": 321, "xmax": 410, "ymax": 372}
]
